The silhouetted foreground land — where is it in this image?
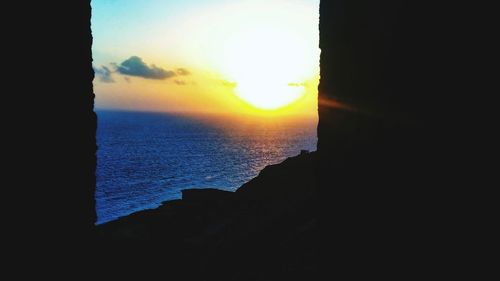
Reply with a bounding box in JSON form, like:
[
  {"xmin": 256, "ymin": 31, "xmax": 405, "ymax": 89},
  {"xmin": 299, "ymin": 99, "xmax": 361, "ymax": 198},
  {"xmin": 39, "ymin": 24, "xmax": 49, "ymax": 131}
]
[{"xmin": 97, "ymin": 151, "xmax": 317, "ymax": 280}]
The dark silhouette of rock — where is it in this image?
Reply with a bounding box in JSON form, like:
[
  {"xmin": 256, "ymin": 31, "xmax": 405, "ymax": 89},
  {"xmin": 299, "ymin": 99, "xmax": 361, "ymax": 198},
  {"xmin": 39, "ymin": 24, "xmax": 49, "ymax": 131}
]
[
  {"xmin": 96, "ymin": 152, "xmax": 318, "ymax": 280},
  {"xmin": 182, "ymin": 188, "xmax": 234, "ymax": 202}
]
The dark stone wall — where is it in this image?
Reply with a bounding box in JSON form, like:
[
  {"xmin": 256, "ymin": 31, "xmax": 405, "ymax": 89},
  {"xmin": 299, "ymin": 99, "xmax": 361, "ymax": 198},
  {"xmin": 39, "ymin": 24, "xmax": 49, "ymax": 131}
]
[
  {"xmin": 45, "ymin": 0, "xmax": 97, "ymax": 235},
  {"xmin": 318, "ymin": 1, "xmax": 456, "ymax": 277},
  {"xmin": 7, "ymin": 1, "xmax": 96, "ymax": 251},
  {"xmin": 319, "ymin": 1, "xmax": 430, "ymax": 149}
]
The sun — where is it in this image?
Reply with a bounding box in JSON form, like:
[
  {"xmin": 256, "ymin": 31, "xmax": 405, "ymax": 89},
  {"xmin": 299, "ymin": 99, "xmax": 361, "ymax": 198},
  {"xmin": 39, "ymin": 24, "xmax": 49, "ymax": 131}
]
[
  {"xmin": 216, "ymin": 26, "xmax": 313, "ymax": 110},
  {"xmin": 234, "ymin": 81, "xmax": 304, "ymax": 110},
  {"xmin": 195, "ymin": 0, "xmax": 319, "ymax": 111}
]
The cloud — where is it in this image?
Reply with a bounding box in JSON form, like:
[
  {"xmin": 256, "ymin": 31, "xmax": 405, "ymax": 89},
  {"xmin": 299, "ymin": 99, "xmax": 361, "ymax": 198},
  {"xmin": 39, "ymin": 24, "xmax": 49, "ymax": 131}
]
[
  {"xmin": 116, "ymin": 56, "xmax": 176, "ymax": 80},
  {"xmin": 176, "ymin": 68, "xmax": 191, "ymax": 76},
  {"xmin": 93, "ymin": 65, "xmax": 114, "ymax": 83},
  {"xmin": 174, "ymin": 80, "xmax": 187, "ymax": 86}
]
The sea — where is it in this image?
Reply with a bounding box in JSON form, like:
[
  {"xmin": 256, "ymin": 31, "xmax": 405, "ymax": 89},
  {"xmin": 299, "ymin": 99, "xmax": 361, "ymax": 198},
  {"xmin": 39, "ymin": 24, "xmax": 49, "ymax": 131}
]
[{"xmin": 96, "ymin": 110, "xmax": 317, "ymax": 224}]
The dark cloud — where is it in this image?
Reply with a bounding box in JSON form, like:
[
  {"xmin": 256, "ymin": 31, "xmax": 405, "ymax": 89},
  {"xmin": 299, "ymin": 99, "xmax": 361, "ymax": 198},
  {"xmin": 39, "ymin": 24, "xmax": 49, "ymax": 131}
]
[
  {"xmin": 116, "ymin": 56, "xmax": 176, "ymax": 80},
  {"xmin": 176, "ymin": 68, "xmax": 191, "ymax": 76},
  {"xmin": 93, "ymin": 65, "xmax": 114, "ymax": 83}
]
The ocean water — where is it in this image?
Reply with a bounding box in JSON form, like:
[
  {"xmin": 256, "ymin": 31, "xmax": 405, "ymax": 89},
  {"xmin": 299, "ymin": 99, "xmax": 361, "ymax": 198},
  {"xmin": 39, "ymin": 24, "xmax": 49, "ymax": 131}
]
[{"xmin": 96, "ymin": 110, "xmax": 317, "ymax": 224}]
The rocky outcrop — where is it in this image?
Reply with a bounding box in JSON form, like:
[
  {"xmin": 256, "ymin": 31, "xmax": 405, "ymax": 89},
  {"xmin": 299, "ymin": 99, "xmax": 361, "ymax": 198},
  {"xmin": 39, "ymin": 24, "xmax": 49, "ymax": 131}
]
[{"xmin": 96, "ymin": 152, "xmax": 317, "ymax": 280}]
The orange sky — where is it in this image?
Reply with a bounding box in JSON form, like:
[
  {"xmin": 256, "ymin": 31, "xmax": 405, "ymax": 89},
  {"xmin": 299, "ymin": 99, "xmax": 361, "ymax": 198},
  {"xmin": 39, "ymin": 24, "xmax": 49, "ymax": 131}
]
[{"xmin": 92, "ymin": 0, "xmax": 320, "ymax": 118}]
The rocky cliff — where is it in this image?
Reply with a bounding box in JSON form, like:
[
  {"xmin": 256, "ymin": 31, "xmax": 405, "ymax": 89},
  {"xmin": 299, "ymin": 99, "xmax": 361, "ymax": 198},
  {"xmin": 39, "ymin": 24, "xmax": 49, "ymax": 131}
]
[{"xmin": 97, "ymin": 152, "xmax": 318, "ymax": 280}]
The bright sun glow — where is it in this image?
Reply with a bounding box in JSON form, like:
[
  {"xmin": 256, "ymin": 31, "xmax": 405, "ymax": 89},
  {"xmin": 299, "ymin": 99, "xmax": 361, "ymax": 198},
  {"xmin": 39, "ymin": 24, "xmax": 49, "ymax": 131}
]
[
  {"xmin": 235, "ymin": 82, "xmax": 304, "ymax": 110},
  {"xmin": 92, "ymin": 0, "xmax": 319, "ymax": 115},
  {"xmin": 178, "ymin": 0, "xmax": 320, "ymax": 111},
  {"xmin": 220, "ymin": 26, "xmax": 313, "ymax": 109}
]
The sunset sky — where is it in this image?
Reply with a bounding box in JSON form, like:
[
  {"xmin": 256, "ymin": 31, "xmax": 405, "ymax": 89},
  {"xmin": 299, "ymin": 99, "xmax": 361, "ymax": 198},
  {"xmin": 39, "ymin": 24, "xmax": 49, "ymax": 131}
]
[{"xmin": 92, "ymin": 0, "xmax": 320, "ymax": 117}]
